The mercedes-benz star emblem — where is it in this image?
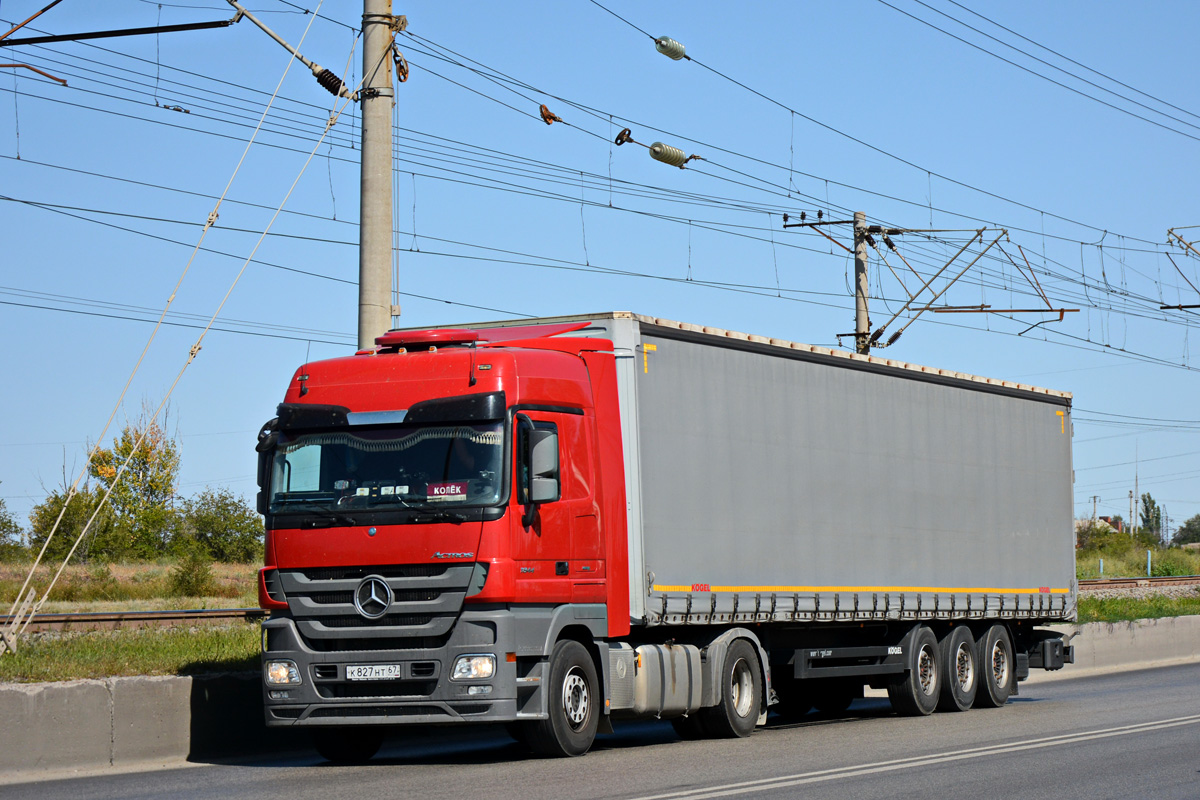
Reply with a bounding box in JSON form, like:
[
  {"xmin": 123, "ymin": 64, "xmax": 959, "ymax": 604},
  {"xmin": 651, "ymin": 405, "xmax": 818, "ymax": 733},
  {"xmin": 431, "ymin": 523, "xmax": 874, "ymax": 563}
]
[{"xmin": 353, "ymin": 576, "xmax": 393, "ymax": 620}]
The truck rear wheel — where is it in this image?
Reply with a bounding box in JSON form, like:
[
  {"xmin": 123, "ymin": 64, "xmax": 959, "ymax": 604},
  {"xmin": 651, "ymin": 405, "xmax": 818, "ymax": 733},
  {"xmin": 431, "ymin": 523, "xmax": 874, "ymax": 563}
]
[
  {"xmin": 974, "ymin": 624, "xmax": 1014, "ymax": 708},
  {"xmin": 525, "ymin": 639, "xmax": 599, "ymax": 757},
  {"xmin": 699, "ymin": 639, "xmax": 762, "ymax": 738},
  {"xmin": 936, "ymin": 626, "xmax": 977, "ymax": 712},
  {"xmin": 886, "ymin": 625, "xmax": 939, "ymax": 716},
  {"xmin": 311, "ymin": 727, "xmax": 384, "ymax": 763}
]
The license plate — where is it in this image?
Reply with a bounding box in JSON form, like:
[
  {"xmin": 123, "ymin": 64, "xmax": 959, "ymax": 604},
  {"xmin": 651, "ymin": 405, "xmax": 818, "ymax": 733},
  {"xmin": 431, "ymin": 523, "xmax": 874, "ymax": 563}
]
[{"xmin": 345, "ymin": 664, "xmax": 402, "ymax": 681}]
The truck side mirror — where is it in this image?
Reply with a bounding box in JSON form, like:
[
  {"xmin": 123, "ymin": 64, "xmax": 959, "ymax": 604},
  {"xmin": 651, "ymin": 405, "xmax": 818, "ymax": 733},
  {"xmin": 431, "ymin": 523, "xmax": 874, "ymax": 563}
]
[
  {"xmin": 528, "ymin": 428, "xmax": 560, "ymax": 503},
  {"xmin": 255, "ymin": 418, "xmax": 278, "ymax": 515},
  {"xmin": 517, "ymin": 415, "xmax": 559, "ymax": 527}
]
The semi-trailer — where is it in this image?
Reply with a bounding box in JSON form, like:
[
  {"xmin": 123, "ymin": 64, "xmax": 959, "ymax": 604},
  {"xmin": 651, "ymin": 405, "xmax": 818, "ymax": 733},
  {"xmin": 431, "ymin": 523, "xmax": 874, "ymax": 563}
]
[{"xmin": 254, "ymin": 311, "xmax": 1075, "ymax": 760}]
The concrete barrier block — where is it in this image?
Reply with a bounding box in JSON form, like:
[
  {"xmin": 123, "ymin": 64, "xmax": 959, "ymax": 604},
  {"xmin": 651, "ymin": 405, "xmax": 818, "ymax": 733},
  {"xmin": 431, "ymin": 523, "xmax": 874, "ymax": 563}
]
[
  {"xmin": 0, "ymin": 679, "xmax": 112, "ymax": 772},
  {"xmin": 111, "ymin": 676, "xmax": 193, "ymax": 766}
]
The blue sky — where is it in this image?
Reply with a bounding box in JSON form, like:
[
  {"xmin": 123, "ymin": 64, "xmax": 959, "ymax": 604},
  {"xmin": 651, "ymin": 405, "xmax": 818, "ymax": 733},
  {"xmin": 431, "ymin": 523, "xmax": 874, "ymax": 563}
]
[{"xmin": 1, "ymin": 1, "xmax": 1197, "ymax": 535}]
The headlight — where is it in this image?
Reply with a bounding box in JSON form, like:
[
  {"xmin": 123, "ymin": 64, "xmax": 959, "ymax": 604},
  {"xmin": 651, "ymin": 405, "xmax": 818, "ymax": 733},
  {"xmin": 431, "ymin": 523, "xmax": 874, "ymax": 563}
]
[
  {"xmin": 265, "ymin": 659, "xmax": 302, "ymax": 685},
  {"xmin": 451, "ymin": 654, "xmax": 496, "ymax": 680}
]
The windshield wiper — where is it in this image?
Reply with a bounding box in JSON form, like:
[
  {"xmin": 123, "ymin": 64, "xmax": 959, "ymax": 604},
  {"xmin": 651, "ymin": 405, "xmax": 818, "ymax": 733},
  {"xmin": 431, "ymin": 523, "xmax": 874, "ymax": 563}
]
[
  {"xmin": 294, "ymin": 504, "xmax": 356, "ymax": 527},
  {"xmin": 410, "ymin": 510, "xmax": 468, "ymax": 524}
]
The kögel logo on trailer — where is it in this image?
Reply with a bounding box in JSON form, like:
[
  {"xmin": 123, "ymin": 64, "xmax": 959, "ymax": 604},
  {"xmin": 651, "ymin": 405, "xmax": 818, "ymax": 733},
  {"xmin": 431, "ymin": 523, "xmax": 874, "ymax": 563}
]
[{"xmin": 353, "ymin": 576, "xmax": 393, "ymax": 620}]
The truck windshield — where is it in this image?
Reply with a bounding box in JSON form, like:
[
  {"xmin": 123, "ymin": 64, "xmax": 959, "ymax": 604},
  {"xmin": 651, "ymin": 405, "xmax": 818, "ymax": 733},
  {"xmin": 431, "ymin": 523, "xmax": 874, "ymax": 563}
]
[{"xmin": 268, "ymin": 422, "xmax": 504, "ymax": 513}]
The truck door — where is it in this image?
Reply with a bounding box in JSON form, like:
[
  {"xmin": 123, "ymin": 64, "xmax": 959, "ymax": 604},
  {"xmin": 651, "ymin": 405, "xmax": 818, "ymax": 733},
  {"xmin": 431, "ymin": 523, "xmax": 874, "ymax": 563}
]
[{"xmin": 512, "ymin": 411, "xmax": 602, "ymax": 601}]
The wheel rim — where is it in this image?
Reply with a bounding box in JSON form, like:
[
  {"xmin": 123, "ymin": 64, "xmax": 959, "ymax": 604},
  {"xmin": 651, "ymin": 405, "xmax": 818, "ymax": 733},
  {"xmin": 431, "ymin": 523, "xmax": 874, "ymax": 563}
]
[
  {"xmin": 954, "ymin": 642, "xmax": 975, "ymax": 692},
  {"xmin": 729, "ymin": 657, "xmax": 754, "ymax": 717},
  {"xmin": 562, "ymin": 666, "xmax": 590, "ymax": 730},
  {"xmin": 917, "ymin": 644, "xmax": 937, "ymax": 696},
  {"xmin": 990, "ymin": 640, "xmax": 1009, "ymax": 688}
]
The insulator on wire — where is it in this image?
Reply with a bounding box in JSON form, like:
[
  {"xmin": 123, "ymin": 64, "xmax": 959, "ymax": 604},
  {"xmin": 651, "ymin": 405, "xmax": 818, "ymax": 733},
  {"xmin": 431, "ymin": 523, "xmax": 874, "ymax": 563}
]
[
  {"xmin": 315, "ymin": 68, "xmax": 346, "ymax": 97},
  {"xmin": 655, "ymin": 36, "xmax": 686, "ymax": 60},
  {"xmin": 649, "ymin": 142, "xmax": 688, "ymax": 167}
]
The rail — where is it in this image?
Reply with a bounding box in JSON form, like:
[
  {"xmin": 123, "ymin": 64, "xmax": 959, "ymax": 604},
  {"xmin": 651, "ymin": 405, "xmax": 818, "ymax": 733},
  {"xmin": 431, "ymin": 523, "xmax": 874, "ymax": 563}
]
[
  {"xmin": 0, "ymin": 607, "xmax": 266, "ymax": 634},
  {"xmin": 1079, "ymin": 575, "xmax": 1200, "ymax": 589},
  {"xmin": 5, "ymin": 576, "xmax": 1199, "ymax": 633}
]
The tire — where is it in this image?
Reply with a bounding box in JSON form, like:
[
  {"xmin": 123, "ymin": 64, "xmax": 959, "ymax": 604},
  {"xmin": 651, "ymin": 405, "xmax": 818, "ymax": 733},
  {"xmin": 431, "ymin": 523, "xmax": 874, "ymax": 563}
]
[
  {"xmin": 670, "ymin": 714, "xmax": 710, "ymax": 740},
  {"xmin": 974, "ymin": 624, "xmax": 1014, "ymax": 708},
  {"xmin": 312, "ymin": 727, "xmax": 384, "ymax": 763},
  {"xmin": 525, "ymin": 640, "xmax": 600, "ymax": 757},
  {"xmin": 812, "ymin": 681, "xmax": 857, "ymax": 715},
  {"xmin": 699, "ymin": 639, "xmax": 762, "ymax": 738},
  {"xmin": 886, "ymin": 626, "xmax": 939, "ymax": 717},
  {"xmin": 936, "ymin": 626, "xmax": 978, "ymax": 712}
]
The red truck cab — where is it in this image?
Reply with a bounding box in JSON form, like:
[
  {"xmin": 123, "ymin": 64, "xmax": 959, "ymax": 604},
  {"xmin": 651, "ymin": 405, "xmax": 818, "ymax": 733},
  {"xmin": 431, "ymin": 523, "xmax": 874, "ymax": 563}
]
[{"xmin": 255, "ymin": 323, "xmax": 629, "ymax": 757}]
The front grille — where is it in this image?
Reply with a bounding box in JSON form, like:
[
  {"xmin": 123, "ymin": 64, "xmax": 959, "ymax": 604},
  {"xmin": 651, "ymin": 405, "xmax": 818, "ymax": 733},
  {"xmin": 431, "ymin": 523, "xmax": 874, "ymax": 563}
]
[
  {"xmin": 270, "ymin": 708, "xmax": 303, "ymax": 719},
  {"xmin": 283, "ymin": 562, "xmax": 473, "ymax": 652},
  {"xmin": 305, "ymin": 633, "xmax": 452, "ymax": 653},
  {"xmin": 316, "ymin": 681, "xmax": 437, "ymax": 699},
  {"xmin": 301, "ymin": 565, "xmax": 447, "ymax": 581},
  {"xmin": 313, "ymin": 665, "xmax": 337, "ymax": 679},
  {"xmin": 306, "ymin": 589, "xmax": 441, "ymax": 605},
  {"xmin": 317, "ymin": 614, "xmax": 434, "ymax": 629}
]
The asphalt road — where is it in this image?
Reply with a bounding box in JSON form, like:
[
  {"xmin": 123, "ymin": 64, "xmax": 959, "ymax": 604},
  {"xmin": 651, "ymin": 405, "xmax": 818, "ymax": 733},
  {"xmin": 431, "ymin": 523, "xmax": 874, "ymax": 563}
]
[{"xmin": 9, "ymin": 664, "xmax": 1199, "ymax": 800}]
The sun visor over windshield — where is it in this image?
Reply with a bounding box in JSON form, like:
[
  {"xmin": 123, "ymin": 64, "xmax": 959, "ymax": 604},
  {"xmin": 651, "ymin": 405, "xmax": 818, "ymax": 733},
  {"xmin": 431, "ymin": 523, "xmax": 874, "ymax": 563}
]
[
  {"xmin": 276, "ymin": 403, "xmax": 351, "ymax": 431},
  {"xmin": 404, "ymin": 391, "xmax": 506, "ymax": 424}
]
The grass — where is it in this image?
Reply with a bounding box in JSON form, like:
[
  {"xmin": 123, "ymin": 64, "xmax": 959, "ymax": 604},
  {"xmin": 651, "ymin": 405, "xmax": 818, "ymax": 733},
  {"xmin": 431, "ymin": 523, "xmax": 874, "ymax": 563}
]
[
  {"xmin": 0, "ymin": 561, "xmax": 257, "ymax": 609},
  {"xmin": 0, "ymin": 623, "xmax": 260, "ymax": 683},
  {"xmin": 1075, "ymin": 547, "xmax": 1200, "ymax": 580},
  {"xmin": 1076, "ymin": 593, "xmax": 1200, "ymax": 624}
]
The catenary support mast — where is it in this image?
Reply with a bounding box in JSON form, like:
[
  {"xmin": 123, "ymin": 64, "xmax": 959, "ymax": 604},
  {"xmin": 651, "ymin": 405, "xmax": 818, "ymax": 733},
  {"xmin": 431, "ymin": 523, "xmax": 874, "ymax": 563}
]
[{"xmin": 358, "ymin": 0, "xmax": 395, "ymax": 349}]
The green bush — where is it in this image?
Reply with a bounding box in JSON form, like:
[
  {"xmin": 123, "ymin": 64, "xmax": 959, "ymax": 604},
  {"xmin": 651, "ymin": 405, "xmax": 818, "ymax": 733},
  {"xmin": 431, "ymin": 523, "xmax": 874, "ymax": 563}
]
[
  {"xmin": 1151, "ymin": 549, "xmax": 1194, "ymax": 577},
  {"xmin": 169, "ymin": 547, "xmax": 216, "ymax": 597}
]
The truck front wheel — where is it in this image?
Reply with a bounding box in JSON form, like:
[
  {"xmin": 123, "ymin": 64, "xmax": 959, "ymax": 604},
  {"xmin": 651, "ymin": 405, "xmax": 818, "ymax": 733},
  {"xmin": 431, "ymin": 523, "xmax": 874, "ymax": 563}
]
[
  {"xmin": 973, "ymin": 624, "xmax": 1014, "ymax": 708},
  {"xmin": 886, "ymin": 625, "xmax": 939, "ymax": 716},
  {"xmin": 525, "ymin": 639, "xmax": 599, "ymax": 757},
  {"xmin": 700, "ymin": 639, "xmax": 762, "ymax": 738}
]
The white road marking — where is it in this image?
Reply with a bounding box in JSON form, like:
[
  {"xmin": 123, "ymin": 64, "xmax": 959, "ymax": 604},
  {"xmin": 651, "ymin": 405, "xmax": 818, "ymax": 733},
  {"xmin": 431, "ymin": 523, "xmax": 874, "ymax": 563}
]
[{"xmin": 626, "ymin": 714, "xmax": 1200, "ymax": 800}]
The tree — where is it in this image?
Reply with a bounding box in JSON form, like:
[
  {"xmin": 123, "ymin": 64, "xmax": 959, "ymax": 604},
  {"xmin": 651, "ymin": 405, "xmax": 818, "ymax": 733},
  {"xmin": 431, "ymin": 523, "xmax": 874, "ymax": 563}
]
[
  {"xmin": 0, "ymin": 496, "xmax": 25, "ymax": 561},
  {"xmin": 1174, "ymin": 514, "xmax": 1200, "ymax": 547},
  {"xmin": 88, "ymin": 407, "xmax": 181, "ymax": 559},
  {"xmin": 175, "ymin": 488, "xmax": 263, "ymax": 563},
  {"xmin": 1139, "ymin": 493, "xmax": 1162, "ymax": 540},
  {"xmin": 28, "ymin": 484, "xmax": 119, "ymax": 562}
]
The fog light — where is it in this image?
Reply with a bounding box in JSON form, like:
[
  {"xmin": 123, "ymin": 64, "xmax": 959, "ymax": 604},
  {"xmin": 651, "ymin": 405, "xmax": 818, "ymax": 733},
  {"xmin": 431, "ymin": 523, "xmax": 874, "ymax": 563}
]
[
  {"xmin": 265, "ymin": 659, "xmax": 302, "ymax": 685},
  {"xmin": 467, "ymin": 685, "xmax": 493, "ymax": 695},
  {"xmin": 268, "ymin": 690, "xmax": 291, "ymax": 700},
  {"xmin": 451, "ymin": 654, "xmax": 496, "ymax": 680}
]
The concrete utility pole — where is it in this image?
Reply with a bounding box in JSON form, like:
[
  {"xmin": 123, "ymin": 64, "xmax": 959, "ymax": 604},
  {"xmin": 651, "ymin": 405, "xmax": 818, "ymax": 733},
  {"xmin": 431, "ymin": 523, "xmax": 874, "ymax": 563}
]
[
  {"xmin": 358, "ymin": 0, "xmax": 396, "ymax": 349},
  {"xmin": 853, "ymin": 211, "xmax": 870, "ymax": 355}
]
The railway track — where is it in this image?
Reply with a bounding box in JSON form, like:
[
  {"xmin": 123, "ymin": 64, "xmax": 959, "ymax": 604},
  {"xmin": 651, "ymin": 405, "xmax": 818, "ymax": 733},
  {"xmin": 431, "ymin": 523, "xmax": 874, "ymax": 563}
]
[
  {"xmin": 0, "ymin": 607, "xmax": 266, "ymax": 634},
  {"xmin": 1078, "ymin": 575, "xmax": 1200, "ymax": 590},
  {"xmin": 4, "ymin": 576, "xmax": 1198, "ymax": 633}
]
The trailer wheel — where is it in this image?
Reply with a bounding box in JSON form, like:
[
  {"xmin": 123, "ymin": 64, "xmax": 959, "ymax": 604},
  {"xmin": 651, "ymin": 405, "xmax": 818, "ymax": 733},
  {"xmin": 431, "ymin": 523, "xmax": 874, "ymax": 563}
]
[
  {"xmin": 525, "ymin": 639, "xmax": 599, "ymax": 757},
  {"xmin": 311, "ymin": 727, "xmax": 384, "ymax": 763},
  {"xmin": 700, "ymin": 639, "xmax": 762, "ymax": 738},
  {"xmin": 886, "ymin": 625, "xmax": 939, "ymax": 717},
  {"xmin": 974, "ymin": 624, "xmax": 1014, "ymax": 708},
  {"xmin": 936, "ymin": 626, "xmax": 977, "ymax": 712}
]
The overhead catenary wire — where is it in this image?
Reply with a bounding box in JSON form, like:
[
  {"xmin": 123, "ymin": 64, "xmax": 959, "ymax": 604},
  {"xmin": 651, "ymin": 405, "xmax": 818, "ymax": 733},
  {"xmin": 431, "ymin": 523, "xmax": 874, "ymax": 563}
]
[{"xmin": 3, "ymin": 3, "xmax": 335, "ymax": 653}]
